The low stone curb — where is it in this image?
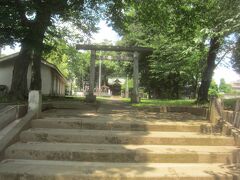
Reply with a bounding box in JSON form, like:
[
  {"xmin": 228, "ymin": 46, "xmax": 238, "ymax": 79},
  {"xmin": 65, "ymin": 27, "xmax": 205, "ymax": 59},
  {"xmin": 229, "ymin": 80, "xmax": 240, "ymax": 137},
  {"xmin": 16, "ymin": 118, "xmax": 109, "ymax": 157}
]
[
  {"xmin": 0, "ymin": 105, "xmax": 27, "ymax": 130},
  {"xmin": 136, "ymin": 106, "xmax": 209, "ymax": 117},
  {"xmin": 0, "ymin": 103, "xmax": 52, "ymax": 160},
  {"xmin": 0, "ymin": 111, "xmax": 35, "ymax": 160}
]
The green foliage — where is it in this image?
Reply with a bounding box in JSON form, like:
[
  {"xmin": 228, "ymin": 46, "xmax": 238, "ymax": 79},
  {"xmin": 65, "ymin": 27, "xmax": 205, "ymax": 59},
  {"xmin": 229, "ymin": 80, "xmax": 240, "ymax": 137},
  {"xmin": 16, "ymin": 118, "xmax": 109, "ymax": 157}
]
[
  {"xmin": 3, "ymin": 0, "xmax": 240, "ymax": 100},
  {"xmin": 121, "ymin": 79, "xmax": 133, "ymax": 90},
  {"xmin": 44, "ymin": 38, "xmax": 131, "ymax": 90},
  {"xmin": 0, "ymin": 1, "xmax": 126, "ymax": 46},
  {"xmin": 113, "ymin": 0, "xmax": 240, "ymax": 100},
  {"xmin": 208, "ymin": 80, "xmax": 219, "ymax": 97},
  {"xmin": 43, "ymin": 35, "xmax": 91, "ymax": 89},
  {"xmin": 99, "ymin": 59, "xmax": 130, "ymax": 80},
  {"xmin": 0, "ymin": 0, "xmax": 127, "ymax": 99},
  {"xmin": 114, "ymin": 2, "xmax": 206, "ymax": 98},
  {"xmin": 219, "ymin": 78, "xmax": 232, "ymax": 93}
]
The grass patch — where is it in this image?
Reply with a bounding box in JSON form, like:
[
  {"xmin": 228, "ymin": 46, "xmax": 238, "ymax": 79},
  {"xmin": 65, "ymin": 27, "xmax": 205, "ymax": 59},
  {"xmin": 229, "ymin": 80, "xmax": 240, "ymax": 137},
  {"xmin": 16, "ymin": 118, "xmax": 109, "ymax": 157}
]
[
  {"xmin": 96, "ymin": 97, "xmax": 132, "ymax": 104},
  {"xmin": 132, "ymin": 99, "xmax": 196, "ymax": 107},
  {"xmin": 96, "ymin": 97, "xmax": 200, "ymax": 107},
  {"xmin": 96, "ymin": 96, "xmax": 112, "ymax": 100}
]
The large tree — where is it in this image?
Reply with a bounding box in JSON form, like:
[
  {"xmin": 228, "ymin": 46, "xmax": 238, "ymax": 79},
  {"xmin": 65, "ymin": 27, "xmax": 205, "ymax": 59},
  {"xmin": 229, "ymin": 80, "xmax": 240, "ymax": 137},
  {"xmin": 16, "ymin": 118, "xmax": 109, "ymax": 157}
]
[
  {"xmin": 195, "ymin": 0, "xmax": 240, "ymax": 102},
  {"xmin": 0, "ymin": 0, "xmax": 125, "ymax": 99},
  {"xmin": 113, "ymin": 1, "xmax": 205, "ymax": 99},
  {"xmin": 114, "ymin": 0, "xmax": 240, "ymax": 101}
]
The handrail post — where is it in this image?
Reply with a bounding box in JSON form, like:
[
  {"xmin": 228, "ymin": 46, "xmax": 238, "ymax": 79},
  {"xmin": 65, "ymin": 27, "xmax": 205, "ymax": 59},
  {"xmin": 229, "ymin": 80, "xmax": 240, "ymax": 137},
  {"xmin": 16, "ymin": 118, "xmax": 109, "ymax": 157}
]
[
  {"xmin": 209, "ymin": 97, "xmax": 223, "ymax": 125},
  {"xmin": 233, "ymin": 99, "xmax": 240, "ymax": 128}
]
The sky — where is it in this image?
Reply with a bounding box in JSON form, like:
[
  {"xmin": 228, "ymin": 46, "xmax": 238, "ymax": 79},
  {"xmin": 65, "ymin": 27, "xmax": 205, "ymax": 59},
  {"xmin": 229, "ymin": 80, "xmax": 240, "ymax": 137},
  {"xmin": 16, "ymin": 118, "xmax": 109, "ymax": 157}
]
[
  {"xmin": 2, "ymin": 20, "xmax": 240, "ymax": 84},
  {"xmin": 213, "ymin": 66, "xmax": 240, "ymax": 84},
  {"xmin": 91, "ymin": 21, "xmax": 120, "ymax": 44}
]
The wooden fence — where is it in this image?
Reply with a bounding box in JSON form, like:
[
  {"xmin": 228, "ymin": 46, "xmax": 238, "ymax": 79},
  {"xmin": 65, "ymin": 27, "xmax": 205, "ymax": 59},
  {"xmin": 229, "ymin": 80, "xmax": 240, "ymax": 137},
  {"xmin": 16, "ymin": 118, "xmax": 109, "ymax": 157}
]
[
  {"xmin": 231, "ymin": 100, "xmax": 240, "ymax": 129},
  {"xmin": 210, "ymin": 98, "xmax": 240, "ymax": 130}
]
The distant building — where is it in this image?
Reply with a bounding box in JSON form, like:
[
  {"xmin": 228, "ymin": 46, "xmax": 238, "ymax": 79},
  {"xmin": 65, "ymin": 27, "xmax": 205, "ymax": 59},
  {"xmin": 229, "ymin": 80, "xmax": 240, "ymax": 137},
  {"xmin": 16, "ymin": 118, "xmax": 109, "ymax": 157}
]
[
  {"xmin": 230, "ymin": 80, "xmax": 240, "ymax": 92},
  {"xmin": 108, "ymin": 77, "xmax": 125, "ymax": 85},
  {"xmin": 107, "ymin": 77, "xmax": 126, "ymax": 96},
  {"xmin": 0, "ymin": 53, "xmax": 67, "ymax": 96}
]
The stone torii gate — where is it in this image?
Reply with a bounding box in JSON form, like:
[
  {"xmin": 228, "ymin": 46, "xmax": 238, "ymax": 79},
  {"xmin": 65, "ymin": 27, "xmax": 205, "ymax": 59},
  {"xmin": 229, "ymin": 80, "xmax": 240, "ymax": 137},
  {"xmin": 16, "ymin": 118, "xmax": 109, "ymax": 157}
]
[{"xmin": 76, "ymin": 44, "xmax": 152, "ymax": 103}]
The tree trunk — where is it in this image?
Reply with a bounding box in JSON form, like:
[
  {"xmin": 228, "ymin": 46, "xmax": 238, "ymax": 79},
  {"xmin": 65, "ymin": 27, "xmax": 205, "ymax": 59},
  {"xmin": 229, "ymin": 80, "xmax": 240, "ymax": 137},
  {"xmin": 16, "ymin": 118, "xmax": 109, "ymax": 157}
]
[
  {"xmin": 192, "ymin": 77, "xmax": 199, "ymax": 99},
  {"xmin": 148, "ymin": 89, "xmax": 151, "ymax": 99},
  {"xmin": 30, "ymin": 9, "xmax": 51, "ymax": 90},
  {"xmin": 197, "ymin": 37, "xmax": 221, "ymax": 103},
  {"xmin": 174, "ymin": 73, "xmax": 180, "ymax": 99},
  {"xmin": 10, "ymin": 39, "xmax": 32, "ymax": 100},
  {"xmin": 10, "ymin": 5, "xmax": 51, "ymax": 99},
  {"xmin": 30, "ymin": 50, "xmax": 43, "ymax": 90}
]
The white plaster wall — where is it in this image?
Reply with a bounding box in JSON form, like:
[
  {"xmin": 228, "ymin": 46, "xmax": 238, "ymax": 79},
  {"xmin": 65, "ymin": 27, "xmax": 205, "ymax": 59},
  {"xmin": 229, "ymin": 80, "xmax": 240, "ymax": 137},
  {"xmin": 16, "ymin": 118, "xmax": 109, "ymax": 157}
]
[
  {"xmin": 0, "ymin": 61, "xmax": 33, "ymax": 91},
  {"xmin": 53, "ymin": 73, "xmax": 57, "ymax": 95},
  {"xmin": 0, "ymin": 62, "xmax": 13, "ymax": 90},
  {"xmin": 53, "ymin": 76, "xmax": 56, "ymax": 95},
  {"xmin": 51, "ymin": 72, "xmax": 66, "ymax": 96},
  {"xmin": 56, "ymin": 78, "xmax": 59, "ymax": 95},
  {"xmin": 41, "ymin": 64, "xmax": 52, "ymax": 95},
  {"xmin": 58, "ymin": 79, "xmax": 60, "ymax": 94},
  {"xmin": 55, "ymin": 78, "xmax": 65, "ymax": 96},
  {"xmin": 60, "ymin": 81, "xmax": 63, "ymax": 95},
  {"xmin": 0, "ymin": 60, "xmax": 65, "ymax": 96}
]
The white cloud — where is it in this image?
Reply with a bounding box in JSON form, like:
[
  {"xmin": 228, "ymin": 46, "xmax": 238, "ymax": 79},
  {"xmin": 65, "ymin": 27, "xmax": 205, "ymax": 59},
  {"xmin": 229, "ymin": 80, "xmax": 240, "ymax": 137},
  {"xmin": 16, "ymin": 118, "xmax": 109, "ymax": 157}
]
[
  {"xmin": 91, "ymin": 20, "xmax": 120, "ymax": 44},
  {"xmin": 213, "ymin": 66, "xmax": 240, "ymax": 84}
]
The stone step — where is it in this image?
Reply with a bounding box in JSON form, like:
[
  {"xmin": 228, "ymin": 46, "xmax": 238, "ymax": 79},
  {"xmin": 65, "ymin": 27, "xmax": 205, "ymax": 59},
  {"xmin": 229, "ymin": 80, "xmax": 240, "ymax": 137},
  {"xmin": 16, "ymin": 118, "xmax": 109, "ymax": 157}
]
[
  {"xmin": 31, "ymin": 118, "xmax": 205, "ymax": 132},
  {"xmin": 20, "ymin": 128, "xmax": 235, "ymax": 146},
  {"xmin": 0, "ymin": 159, "xmax": 239, "ymax": 180},
  {"xmin": 5, "ymin": 142, "xmax": 239, "ymax": 163}
]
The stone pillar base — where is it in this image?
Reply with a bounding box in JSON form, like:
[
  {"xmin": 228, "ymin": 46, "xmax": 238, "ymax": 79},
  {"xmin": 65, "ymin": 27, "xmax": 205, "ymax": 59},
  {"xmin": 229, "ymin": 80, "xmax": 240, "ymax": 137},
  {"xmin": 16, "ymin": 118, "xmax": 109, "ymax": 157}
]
[
  {"xmin": 86, "ymin": 94, "xmax": 96, "ymax": 103},
  {"xmin": 28, "ymin": 90, "xmax": 42, "ymax": 118},
  {"xmin": 131, "ymin": 94, "xmax": 140, "ymax": 103}
]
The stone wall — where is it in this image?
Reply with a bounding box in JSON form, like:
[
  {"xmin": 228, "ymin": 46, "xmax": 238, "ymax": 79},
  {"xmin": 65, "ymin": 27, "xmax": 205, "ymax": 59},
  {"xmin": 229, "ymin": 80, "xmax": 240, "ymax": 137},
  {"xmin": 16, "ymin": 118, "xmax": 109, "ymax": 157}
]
[{"xmin": 136, "ymin": 106, "xmax": 208, "ymax": 117}]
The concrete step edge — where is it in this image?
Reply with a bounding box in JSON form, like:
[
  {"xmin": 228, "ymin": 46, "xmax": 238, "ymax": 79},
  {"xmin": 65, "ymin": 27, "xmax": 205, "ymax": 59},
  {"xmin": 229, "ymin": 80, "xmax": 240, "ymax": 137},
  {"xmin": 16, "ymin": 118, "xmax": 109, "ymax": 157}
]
[
  {"xmin": 20, "ymin": 128, "xmax": 235, "ymax": 146},
  {"xmin": 5, "ymin": 142, "xmax": 239, "ymax": 163},
  {"xmin": 0, "ymin": 159, "xmax": 239, "ymax": 179}
]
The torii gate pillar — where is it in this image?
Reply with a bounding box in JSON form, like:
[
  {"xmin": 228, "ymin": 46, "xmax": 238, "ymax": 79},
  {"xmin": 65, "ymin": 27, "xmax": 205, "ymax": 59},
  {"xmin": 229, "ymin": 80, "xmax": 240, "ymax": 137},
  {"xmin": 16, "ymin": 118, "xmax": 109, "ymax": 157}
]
[
  {"xmin": 131, "ymin": 51, "xmax": 140, "ymax": 103},
  {"xmin": 86, "ymin": 50, "xmax": 96, "ymax": 102}
]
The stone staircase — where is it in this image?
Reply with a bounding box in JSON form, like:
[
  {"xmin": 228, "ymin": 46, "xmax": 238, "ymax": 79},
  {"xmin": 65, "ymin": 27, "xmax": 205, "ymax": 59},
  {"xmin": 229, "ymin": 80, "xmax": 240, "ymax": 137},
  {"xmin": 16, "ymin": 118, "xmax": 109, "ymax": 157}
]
[{"xmin": 0, "ymin": 105, "xmax": 240, "ymax": 179}]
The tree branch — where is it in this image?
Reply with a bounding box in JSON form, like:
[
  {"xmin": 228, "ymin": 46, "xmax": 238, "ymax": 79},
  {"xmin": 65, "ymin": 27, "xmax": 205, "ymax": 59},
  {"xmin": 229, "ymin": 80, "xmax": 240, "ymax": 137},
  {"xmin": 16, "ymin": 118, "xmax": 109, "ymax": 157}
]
[{"xmin": 215, "ymin": 46, "xmax": 236, "ymax": 67}]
